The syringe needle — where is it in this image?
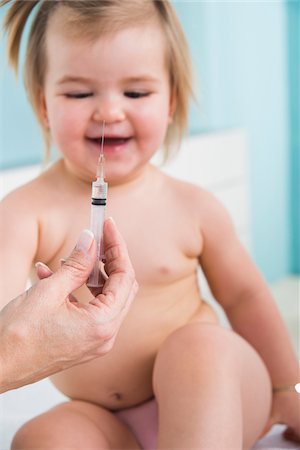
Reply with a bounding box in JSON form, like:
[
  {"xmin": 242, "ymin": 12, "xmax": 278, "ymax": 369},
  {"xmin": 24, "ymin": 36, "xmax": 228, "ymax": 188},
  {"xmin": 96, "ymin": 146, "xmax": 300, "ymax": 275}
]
[
  {"xmin": 100, "ymin": 120, "xmax": 105, "ymax": 157},
  {"xmin": 96, "ymin": 120, "xmax": 105, "ymax": 181},
  {"xmin": 96, "ymin": 153, "xmax": 105, "ymax": 181}
]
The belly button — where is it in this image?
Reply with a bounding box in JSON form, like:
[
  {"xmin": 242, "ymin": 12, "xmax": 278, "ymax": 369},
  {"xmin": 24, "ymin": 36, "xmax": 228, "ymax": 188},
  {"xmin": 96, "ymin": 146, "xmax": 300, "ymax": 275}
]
[{"xmin": 112, "ymin": 392, "xmax": 122, "ymax": 401}]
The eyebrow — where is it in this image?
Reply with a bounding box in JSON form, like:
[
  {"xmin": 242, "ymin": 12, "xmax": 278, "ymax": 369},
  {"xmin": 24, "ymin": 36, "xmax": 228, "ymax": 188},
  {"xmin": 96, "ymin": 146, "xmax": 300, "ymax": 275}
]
[
  {"xmin": 123, "ymin": 76, "xmax": 160, "ymax": 84},
  {"xmin": 56, "ymin": 75, "xmax": 160, "ymax": 85},
  {"xmin": 56, "ymin": 76, "xmax": 95, "ymax": 85}
]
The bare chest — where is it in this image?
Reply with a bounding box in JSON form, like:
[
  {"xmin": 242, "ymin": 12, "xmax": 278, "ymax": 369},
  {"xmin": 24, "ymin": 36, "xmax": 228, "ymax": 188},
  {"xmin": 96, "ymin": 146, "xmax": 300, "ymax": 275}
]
[{"xmin": 37, "ymin": 193, "xmax": 202, "ymax": 289}]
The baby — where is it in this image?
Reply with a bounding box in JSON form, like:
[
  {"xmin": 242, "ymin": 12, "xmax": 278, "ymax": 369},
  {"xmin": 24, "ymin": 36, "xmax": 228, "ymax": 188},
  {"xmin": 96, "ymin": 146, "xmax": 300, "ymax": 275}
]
[{"xmin": 1, "ymin": 1, "xmax": 299, "ymax": 449}]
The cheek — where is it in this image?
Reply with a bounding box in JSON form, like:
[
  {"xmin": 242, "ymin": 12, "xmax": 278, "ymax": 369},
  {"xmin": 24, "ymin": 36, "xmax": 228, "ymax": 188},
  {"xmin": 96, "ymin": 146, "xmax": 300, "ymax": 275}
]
[
  {"xmin": 136, "ymin": 98, "xmax": 170, "ymax": 141},
  {"xmin": 47, "ymin": 100, "xmax": 85, "ymax": 146}
]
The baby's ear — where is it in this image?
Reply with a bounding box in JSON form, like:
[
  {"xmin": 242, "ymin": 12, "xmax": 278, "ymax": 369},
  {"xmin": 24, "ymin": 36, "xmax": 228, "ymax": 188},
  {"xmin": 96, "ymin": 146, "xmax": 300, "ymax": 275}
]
[{"xmin": 39, "ymin": 91, "xmax": 49, "ymax": 127}]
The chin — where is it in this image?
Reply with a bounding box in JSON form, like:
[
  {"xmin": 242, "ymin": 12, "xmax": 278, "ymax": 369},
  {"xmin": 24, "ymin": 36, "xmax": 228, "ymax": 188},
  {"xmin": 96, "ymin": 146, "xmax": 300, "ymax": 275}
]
[{"xmin": 105, "ymin": 165, "xmax": 142, "ymax": 186}]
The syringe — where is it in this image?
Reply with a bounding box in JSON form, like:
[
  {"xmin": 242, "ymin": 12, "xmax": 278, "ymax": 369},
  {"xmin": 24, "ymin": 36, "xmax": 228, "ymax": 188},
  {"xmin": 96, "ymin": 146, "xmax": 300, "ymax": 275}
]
[{"xmin": 87, "ymin": 122, "xmax": 108, "ymax": 288}]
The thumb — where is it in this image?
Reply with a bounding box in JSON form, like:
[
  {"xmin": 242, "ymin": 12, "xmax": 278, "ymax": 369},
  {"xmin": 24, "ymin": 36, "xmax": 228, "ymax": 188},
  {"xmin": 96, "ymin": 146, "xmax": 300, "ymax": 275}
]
[{"xmin": 50, "ymin": 229, "xmax": 96, "ymax": 295}]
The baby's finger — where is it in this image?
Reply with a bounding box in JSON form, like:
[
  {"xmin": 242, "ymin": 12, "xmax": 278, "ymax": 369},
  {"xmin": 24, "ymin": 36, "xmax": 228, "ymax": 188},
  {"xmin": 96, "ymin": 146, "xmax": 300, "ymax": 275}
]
[{"xmin": 283, "ymin": 427, "xmax": 300, "ymax": 443}]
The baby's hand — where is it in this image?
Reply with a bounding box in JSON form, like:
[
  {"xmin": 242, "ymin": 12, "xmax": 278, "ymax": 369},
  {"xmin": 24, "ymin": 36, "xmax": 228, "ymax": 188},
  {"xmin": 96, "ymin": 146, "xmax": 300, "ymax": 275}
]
[{"xmin": 265, "ymin": 391, "xmax": 300, "ymax": 443}]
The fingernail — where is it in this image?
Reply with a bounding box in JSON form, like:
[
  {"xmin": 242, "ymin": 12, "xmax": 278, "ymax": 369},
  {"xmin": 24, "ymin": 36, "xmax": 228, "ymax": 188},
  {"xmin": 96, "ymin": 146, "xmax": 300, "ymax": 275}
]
[
  {"xmin": 76, "ymin": 229, "xmax": 94, "ymax": 252},
  {"xmin": 107, "ymin": 216, "xmax": 115, "ymax": 224},
  {"xmin": 35, "ymin": 261, "xmax": 49, "ymax": 270}
]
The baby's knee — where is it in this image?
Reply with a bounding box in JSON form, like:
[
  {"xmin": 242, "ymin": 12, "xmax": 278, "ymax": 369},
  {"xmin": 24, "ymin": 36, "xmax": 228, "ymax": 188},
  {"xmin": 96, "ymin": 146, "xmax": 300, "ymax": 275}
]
[
  {"xmin": 154, "ymin": 324, "xmax": 237, "ymax": 382},
  {"xmin": 160, "ymin": 323, "xmax": 233, "ymax": 360},
  {"xmin": 11, "ymin": 403, "xmax": 71, "ymax": 449},
  {"xmin": 11, "ymin": 414, "xmax": 47, "ymax": 449},
  {"xmin": 11, "ymin": 401, "xmax": 110, "ymax": 450}
]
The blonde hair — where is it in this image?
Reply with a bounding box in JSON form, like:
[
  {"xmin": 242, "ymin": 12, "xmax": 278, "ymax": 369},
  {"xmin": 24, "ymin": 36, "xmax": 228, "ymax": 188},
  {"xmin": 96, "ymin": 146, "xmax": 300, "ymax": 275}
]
[{"xmin": 1, "ymin": 0, "xmax": 194, "ymax": 163}]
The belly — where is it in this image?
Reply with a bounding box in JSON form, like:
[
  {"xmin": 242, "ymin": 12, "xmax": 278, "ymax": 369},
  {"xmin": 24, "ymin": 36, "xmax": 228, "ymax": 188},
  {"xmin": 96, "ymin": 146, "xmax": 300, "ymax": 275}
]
[{"xmin": 51, "ymin": 280, "xmax": 218, "ymax": 410}]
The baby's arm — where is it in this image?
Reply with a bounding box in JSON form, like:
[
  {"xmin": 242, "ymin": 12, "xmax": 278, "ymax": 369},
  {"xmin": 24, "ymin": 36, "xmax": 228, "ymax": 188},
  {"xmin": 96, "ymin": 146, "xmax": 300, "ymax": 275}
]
[
  {"xmin": 0, "ymin": 188, "xmax": 39, "ymax": 306},
  {"xmin": 199, "ymin": 190, "xmax": 298, "ymax": 387}
]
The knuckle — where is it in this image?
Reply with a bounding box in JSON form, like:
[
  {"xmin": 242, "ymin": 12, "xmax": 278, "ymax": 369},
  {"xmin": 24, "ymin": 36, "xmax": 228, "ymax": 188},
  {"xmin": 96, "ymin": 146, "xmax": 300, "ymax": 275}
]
[
  {"xmin": 63, "ymin": 251, "xmax": 91, "ymax": 279},
  {"xmin": 93, "ymin": 321, "xmax": 115, "ymax": 342},
  {"xmin": 126, "ymin": 266, "xmax": 136, "ymax": 280},
  {"xmin": 36, "ymin": 277, "xmax": 57, "ymax": 298},
  {"xmin": 105, "ymin": 243, "xmax": 122, "ymax": 262},
  {"xmin": 101, "ymin": 339, "xmax": 115, "ymax": 354},
  {"xmin": 105, "ymin": 243, "xmax": 133, "ymax": 272},
  {"xmin": 106, "ymin": 257, "xmax": 129, "ymax": 276},
  {"xmin": 93, "ymin": 330, "xmax": 116, "ymax": 355}
]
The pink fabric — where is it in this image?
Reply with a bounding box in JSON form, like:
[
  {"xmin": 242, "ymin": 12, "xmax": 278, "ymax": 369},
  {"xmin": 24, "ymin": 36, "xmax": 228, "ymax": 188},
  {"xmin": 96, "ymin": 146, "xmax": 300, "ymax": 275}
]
[{"xmin": 115, "ymin": 399, "xmax": 158, "ymax": 450}]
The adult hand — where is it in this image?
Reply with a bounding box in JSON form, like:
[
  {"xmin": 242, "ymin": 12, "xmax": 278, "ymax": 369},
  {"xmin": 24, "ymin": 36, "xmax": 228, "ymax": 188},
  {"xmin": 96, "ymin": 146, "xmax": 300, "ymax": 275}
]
[{"xmin": 0, "ymin": 218, "xmax": 138, "ymax": 393}]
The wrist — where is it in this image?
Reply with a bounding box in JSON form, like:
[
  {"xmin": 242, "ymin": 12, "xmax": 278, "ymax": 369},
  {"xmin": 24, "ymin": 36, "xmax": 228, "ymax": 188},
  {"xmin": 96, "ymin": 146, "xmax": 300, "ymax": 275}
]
[
  {"xmin": 0, "ymin": 317, "xmax": 13, "ymax": 394},
  {"xmin": 0, "ymin": 311, "xmax": 39, "ymax": 393}
]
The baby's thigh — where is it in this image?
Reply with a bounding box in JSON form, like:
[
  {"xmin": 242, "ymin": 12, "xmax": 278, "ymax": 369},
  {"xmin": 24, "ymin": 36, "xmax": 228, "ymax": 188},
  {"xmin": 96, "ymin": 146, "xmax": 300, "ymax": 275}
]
[{"xmin": 11, "ymin": 400, "xmax": 141, "ymax": 450}]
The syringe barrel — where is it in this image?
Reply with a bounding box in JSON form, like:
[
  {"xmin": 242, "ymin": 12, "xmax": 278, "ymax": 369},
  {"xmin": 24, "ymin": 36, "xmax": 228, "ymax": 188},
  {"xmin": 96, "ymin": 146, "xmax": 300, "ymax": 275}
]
[
  {"xmin": 92, "ymin": 181, "xmax": 107, "ymax": 200},
  {"xmin": 87, "ymin": 181, "xmax": 107, "ymax": 288}
]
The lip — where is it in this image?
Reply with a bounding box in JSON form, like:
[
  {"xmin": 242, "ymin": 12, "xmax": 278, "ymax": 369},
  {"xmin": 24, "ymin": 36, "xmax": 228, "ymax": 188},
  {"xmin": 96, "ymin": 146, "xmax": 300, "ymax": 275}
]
[{"xmin": 86, "ymin": 136, "xmax": 132, "ymax": 155}]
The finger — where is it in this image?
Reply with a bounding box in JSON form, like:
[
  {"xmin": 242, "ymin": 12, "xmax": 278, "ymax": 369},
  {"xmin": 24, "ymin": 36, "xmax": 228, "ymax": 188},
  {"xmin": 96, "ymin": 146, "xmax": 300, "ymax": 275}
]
[
  {"xmin": 100, "ymin": 272, "xmax": 138, "ymax": 320},
  {"xmin": 283, "ymin": 427, "xmax": 300, "ymax": 443},
  {"xmin": 35, "ymin": 262, "xmax": 53, "ymax": 279},
  {"xmin": 103, "ymin": 217, "xmax": 134, "ymax": 277},
  {"xmin": 89, "ymin": 281, "xmax": 138, "ymax": 340},
  {"xmin": 50, "ymin": 229, "xmax": 96, "ymax": 296},
  {"xmin": 88, "ymin": 262, "xmax": 108, "ymax": 297},
  {"xmin": 89, "ymin": 218, "xmax": 138, "ymax": 318},
  {"xmin": 101, "ymin": 218, "xmax": 137, "ymax": 313},
  {"xmin": 100, "ymin": 260, "xmax": 108, "ymax": 281},
  {"xmin": 68, "ymin": 293, "xmax": 79, "ymax": 304},
  {"xmin": 115, "ymin": 279, "xmax": 139, "ymax": 322}
]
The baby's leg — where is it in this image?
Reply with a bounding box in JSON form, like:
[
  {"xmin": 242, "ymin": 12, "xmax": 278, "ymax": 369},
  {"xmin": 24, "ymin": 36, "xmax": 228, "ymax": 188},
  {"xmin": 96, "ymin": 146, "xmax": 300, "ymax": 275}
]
[
  {"xmin": 153, "ymin": 323, "xmax": 272, "ymax": 450},
  {"xmin": 11, "ymin": 400, "xmax": 141, "ymax": 450}
]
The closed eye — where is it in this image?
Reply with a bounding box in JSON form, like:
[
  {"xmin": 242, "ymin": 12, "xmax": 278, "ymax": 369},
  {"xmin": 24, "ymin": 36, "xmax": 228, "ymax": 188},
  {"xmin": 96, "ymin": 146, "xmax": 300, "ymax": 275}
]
[
  {"xmin": 124, "ymin": 91, "xmax": 150, "ymax": 99},
  {"xmin": 65, "ymin": 93, "xmax": 93, "ymax": 99}
]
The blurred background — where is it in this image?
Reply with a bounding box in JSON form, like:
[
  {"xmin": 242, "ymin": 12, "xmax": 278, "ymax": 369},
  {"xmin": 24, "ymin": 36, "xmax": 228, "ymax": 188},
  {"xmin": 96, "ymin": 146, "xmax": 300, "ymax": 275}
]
[
  {"xmin": 0, "ymin": 1, "xmax": 299, "ymax": 284},
  {"xmin": 177, "ymin": 0, "xmax": 299, "ymax": 285},
  {"xmin": 0, "ymin": 3, "xmax": 299, "ymax": 447}
]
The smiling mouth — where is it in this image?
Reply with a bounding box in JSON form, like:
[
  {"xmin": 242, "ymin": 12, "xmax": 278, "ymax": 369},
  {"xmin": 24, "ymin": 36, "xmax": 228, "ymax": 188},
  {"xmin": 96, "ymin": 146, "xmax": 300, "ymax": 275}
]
[{"xmin": 88, "ymin": 137, "xmax": 131, "ymax": 146}]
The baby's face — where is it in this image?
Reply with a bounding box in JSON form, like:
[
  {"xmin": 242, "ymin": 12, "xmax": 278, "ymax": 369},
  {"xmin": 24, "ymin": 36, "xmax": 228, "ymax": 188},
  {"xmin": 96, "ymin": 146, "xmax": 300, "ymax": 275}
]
[{"xmin": 42, "ymin": 15, "xmax": 174, "ymax": 185}]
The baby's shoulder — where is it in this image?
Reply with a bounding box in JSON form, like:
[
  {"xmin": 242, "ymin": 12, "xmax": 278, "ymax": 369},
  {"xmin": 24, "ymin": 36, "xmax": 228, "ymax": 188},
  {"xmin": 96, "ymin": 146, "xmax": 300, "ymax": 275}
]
[
  {"xmin": 0, "ymin": 172, "xmax": 49, "ymax": 256},
  {"xmin": 161, "ymin": 171, "xmax": 214, "ymax": 205},
  {"xmin": 160, "ymin": 171, "xmax": 232, "ymax": 223},
  {"xmin": 2, "ymin": 168, "xmax": 52, "ymax": 209},
  {"xmin": 1, "ymin": 162, "xmax": 66, "ymax": 222}
]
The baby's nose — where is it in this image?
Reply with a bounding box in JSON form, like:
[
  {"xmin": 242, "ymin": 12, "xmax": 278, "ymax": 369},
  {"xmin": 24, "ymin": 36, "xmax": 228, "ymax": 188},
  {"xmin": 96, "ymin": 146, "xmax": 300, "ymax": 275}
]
[{"xmin": 93, "ymin": 95, "xmax": 125, "ymax": 124}]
